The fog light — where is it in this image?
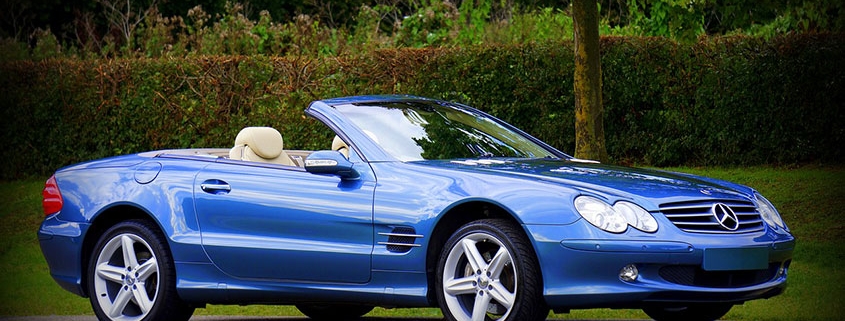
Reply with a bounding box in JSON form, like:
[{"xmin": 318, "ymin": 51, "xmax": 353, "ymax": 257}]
[{"xmin": 619, "ymin": 264, "xmax": 639, "ymax": 282}]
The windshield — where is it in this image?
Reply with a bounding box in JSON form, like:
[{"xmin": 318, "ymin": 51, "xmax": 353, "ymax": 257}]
[{"xmin": 334, "ymin": 100, "xmax": 557, "ymax": 161}]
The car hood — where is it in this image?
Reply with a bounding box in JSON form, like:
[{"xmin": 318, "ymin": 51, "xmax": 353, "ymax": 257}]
[{"xmin": 415, "ymin": 158, "xmax": 754, "ymax": 208}]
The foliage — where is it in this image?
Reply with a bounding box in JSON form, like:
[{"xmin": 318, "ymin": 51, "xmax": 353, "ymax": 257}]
[
  {"xmin": 456, "ymin": 0, "xmax": 493, "ymax": 45},
  {"xmin": 506, "ymin": 7, "xmax": 574, "ymax": 42},
  {"xmin": 601, "ymin": 35, "xmax": 845, "ymax": 165},
  {"xmin": 1, "ymin": 0, "xmax": 843, "ymax": 60},
  {"xmin": 624, "ymin": 0, "xmax": 706, "ymax": 42},
  {"xmin": 0, "ymin": 37, "xmax": 28, "ymax": 61},
  {"xmin": 775, "ymin": 0, "xmax": 845, "ymax": 34},
  {"xmin": 1, "ymin": 34, "xmax": 842, "ymax": 179},
  {"xmin": 395, "ymin": 0, "xmax": 459, "ymax": 47},
  {"xmin": 29, "ymin": 28, "xmax": 62, "ymax": 60}
]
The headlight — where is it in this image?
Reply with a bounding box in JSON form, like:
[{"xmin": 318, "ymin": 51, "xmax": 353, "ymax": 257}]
[
  {"xmin": 574, "ymin": 196, "xmax": 627, "ymax": 233},
  {"xmin": 755, "ymin": 192, "xmax": 787, "ymax": 231},
  {"xmin": 574, "ymin": 196, "xmax": 658, "ymax": 233},
  {"xmin": 614, "ymin": 201, "xmax": 659, "ymax": 233}
]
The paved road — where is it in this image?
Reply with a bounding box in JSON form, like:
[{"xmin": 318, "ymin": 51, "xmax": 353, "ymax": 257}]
[
  {"xmin": 0, "ymin": 318, "xmax": 433, "ymax": 321},
  {"xmin": 0, "ymin": 317, "xmax": 636, "ymax": 321},
  {"xmin": 1, "ymin": 317, "xmax": 444, "ymax": 321}
]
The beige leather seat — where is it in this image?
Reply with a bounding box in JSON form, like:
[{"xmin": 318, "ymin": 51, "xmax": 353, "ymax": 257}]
[
  {"xmin": 229, "ymin": 127, "xmax": 296, "ymax": 166},
  {"xmin": 332, "ymin": 135, "xmax": 350, "ymax": 158}
]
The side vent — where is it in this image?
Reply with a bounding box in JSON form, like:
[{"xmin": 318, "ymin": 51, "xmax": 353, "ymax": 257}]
[{"xmin": 378, "ymin": 226, "xmax": 423, "ymax": 253}]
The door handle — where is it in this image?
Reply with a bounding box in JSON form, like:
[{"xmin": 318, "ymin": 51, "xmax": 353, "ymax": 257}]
[{"xmin": 201, "ymin": 180, "xmax": 231, "ymax": 194}]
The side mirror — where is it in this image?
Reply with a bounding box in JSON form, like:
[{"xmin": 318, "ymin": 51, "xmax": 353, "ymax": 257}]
[{"xmin": 304, "ymin": 150, "xmax": 360, "ymax": 180}]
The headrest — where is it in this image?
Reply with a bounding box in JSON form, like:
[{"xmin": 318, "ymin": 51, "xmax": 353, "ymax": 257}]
[
  {"xmin": 234, "ymin": 127, "xmax": 284, "ymax": 159},
  {"xmin": 332, "ymin": 135, "xmax": 349, "ymax": 153}
]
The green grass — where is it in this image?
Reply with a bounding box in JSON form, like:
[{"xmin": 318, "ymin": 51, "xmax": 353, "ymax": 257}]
[{"xmin": 1, "ymin": 165, "xmax": 843, "ymax": 319}]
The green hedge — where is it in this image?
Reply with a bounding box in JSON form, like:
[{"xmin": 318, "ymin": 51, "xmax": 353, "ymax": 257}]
[{"xmin": 1, "ymin": 34, "xmax": 842, "ymax": 179}]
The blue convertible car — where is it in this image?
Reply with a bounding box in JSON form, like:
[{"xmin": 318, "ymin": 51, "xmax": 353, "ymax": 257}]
[{"xmin": 39, "ymin": 95, "xmax": 794, "ymax": 321}]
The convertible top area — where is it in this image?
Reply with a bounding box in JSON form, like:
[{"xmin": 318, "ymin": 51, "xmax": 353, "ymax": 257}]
[{"xmin": 151, "ymin": 147, "xmax": 315, "ymax": 167}]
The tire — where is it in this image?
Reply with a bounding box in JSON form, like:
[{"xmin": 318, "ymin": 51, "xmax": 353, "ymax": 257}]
[
  {"xmin": 435, "ymin": 219, "xmax": 548, "ymax": 321},
  {"xmin": 295, "ymin": 304, "xmax": 374, "ymax": 320},
  {"xmin": 87, "ymin": 219, "xmax": 194, "ymax": 321},
  {"xmin": 642, "ymin": 303, "xmax": 733, "ymax": 321}
]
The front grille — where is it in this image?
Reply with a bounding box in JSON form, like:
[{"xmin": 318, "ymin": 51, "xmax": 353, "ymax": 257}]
[
  {"xmin": 660, "ymin": 199, "xmax": 764, "ymax": 234},
  {"xmin": 659, "ymin": 263, "xmax": 780, "ymax": 288}
]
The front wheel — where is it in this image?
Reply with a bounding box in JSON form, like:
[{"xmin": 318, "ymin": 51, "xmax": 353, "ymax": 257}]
[
  {"xmin": 642, "ymin": 303, "xmax": 733, "ymax": 321},
  {"xmin": 436, "ymin": 219, "xmax": 548, "ymax": 321},
  {"xmin": 87, "ymin": 219, "xmax": 194, "ymax": 321}
]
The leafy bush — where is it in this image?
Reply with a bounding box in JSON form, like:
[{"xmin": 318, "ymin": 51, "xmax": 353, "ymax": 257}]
[
  {"xmin": 4, "ymin": 0, "xmax": 843, "ymax": 61},
  {"xmin": 395, "ymin": 0, "xmax": 459, "ymax": 47},
  {"xmin": 1, "ymin": 34, "xmax": 842, "ymax": 179},
  {"xmin": 600, "ymin": 35, "xmax": 845, "ymax": 165}
]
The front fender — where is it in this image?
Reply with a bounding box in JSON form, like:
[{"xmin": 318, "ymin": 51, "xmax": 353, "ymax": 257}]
[{"xmin": 371, "ymin": 162, "xmax": 582, "ymax": 226}]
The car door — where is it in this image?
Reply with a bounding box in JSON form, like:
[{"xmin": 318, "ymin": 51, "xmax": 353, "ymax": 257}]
[{"xmin": 193, "ymin": 159, "xmax": 375, "ymax": 283}]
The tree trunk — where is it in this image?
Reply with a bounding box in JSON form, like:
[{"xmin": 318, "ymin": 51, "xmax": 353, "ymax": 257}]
[{"xmin": 572, "ymin": 0, "xmax": 608, "ymax": 162}]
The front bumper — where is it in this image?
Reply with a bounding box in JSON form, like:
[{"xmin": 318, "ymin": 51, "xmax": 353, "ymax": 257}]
[{"xmin": 527, "ymin": 221, "xmax": 795, "ymax": 310}]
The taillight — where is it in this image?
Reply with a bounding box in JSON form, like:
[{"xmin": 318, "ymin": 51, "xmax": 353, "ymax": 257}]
[{"xmin": 42, "ymin": 175, "xmax": 63, "ymax": 215}]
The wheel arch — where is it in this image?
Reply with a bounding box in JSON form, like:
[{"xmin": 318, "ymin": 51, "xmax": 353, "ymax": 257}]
[
  {"xmin": 424, "ymin": 200, "xmax": 541, "ymax": 305},
  {"xmin": 80, "ymin": 204, "xmax": 164, "ymax": 297}
]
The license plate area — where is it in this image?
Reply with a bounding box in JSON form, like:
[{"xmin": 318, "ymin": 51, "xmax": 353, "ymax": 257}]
[{"xmin": 703, "ymin": 247, "xmax": 768, "ymax": 271}]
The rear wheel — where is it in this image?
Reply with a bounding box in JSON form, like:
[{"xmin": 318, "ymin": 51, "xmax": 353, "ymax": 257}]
[
  {"xmin": 642, "ymin": 303, "xmax": 733, "ymax": 321},
  {"xmin": 436, "ymin": 219, "xmax": 548, "ymax": 321},
  {"xmin": 87, "ymin": 219, "xmax": 194, "ymax": 321},
  {"xmin": 295, "ymin": 304, "xmax": 374, "ymax": 320}
]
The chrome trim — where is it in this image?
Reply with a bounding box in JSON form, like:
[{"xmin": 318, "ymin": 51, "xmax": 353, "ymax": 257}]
[
  {"xmin": 676, "ymin": 227, "xmax": 765, "ymax": 234},
  {"xmin": 378, "ymin": 232, "xmax": 424, "ymax": 238},
  {"xmin": 660, "ymin": 202, "xmax": 755, "ymax": 211},
  {"xmin": 378, "ymin": 242, "xmax": 422, "ymax": 247},
  {"xmin": 378, "ymin": 230, "xmax": 425, "ymax": 252},
  {"xmin": 200, "ymin": 183, "xmax": 231, "ymax": 192},
  {"xmin": 660, "ymin": 199, "xmax": 765, "ymax": 234},
  {"xmin": 712, "ymin": 203, "xmax": 740, "ymax": 231},
  {"xmin": 663, "ymin": 213, "xmax": 714, "ymax": 218}
]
